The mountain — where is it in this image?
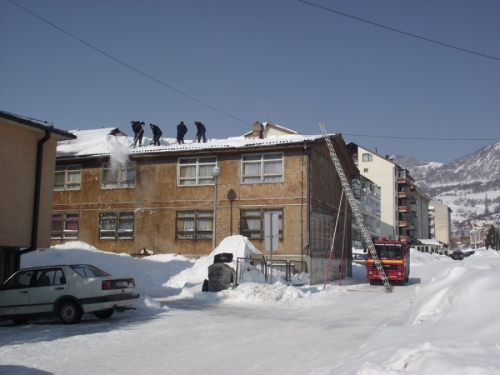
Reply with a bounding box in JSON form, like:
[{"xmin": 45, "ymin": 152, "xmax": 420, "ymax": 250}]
[{"xmin": 391, "ymin": 141, "xmax": 500, "ymax": 223}]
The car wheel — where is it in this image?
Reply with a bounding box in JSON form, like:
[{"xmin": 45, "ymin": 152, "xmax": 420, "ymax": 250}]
[
  {"xmin": 94, "ymin": 309, "xmax": 114, "ymax": 319},
  {"xmin": 59, "ymin": 301, "xmax": 82, "ymax": 325}
]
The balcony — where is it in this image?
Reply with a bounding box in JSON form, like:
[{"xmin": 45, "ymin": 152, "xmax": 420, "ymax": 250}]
[
  {"xmin": 398, "ymin": 177, "xmax": 410, "ymax": 185},
  {"xmin": 399, "ymin": 205, "xmax": 410, "ymax": 213},
  {"xmin": 398, "ymin": 191, "xmax": 409, "ymax": 199}
]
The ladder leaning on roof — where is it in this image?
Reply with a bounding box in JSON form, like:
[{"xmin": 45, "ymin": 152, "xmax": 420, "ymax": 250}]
[{"xmin": 319, "ymin": 123, "xmax": 392, "ymax": 293}]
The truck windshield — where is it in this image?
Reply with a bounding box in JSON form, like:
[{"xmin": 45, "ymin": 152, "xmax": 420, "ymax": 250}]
[{"xmin": 374, "ymin": 244, "xmax": 403, "ymax": 259}]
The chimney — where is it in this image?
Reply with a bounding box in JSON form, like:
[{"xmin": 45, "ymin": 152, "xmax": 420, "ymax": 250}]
[{"xmin": 252, "ymin": 122, "xmax": 264, "ymax": 139}]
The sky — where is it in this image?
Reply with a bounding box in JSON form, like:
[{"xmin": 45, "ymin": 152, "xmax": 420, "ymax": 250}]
[
  {"xmin": 1, "ymin": 237, "xmax": 500, "ymax": 374},
  {"xmin": 1, "ymin": 0, "xmax": 499, "ymax": 163}
]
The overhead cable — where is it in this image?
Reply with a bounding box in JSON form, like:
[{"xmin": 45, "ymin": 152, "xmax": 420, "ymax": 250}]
[{"xmin": 298, "ymin": 0, "xmax": 500, "ymax": 62}]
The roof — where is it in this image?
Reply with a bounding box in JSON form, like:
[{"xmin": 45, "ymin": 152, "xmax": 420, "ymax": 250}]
[
  {"xmin": 418, "ymin": 239, "xmax": 444, "ymax": 246},
  {"xmin": 56, "ymin": 127, "xmax": 340, "ymax": 159},
  {"xmin": 0, "ymin": 111, "xmax": 76, "ymax": 141}
]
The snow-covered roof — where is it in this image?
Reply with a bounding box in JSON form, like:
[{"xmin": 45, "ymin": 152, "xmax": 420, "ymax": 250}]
[
  {"xmin": 56, "ymin": 126, "xmax": 331, "ymax": 159},
  {"xmin": 418, "ymin": 239, "xmax": 443, "ymax": 245}
]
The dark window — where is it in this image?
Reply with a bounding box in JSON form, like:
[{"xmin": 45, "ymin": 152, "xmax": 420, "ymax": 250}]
[{"xmin": 240, "ymin": 209, "xmax": 283, "ymax": 240}]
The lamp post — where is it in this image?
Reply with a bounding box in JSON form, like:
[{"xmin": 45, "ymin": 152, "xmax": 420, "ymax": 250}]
[{"xmin": 211, "ymin": 166, "xmax": 221, "ymax": 251}]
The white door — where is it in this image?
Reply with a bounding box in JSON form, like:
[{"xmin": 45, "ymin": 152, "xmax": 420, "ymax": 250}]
[
  {"xmin": 29, "ymin": 268, "xmax": 68, "ymax": 314},
  {"xmin": 0, "ymin": 270, "xmax": 34, "ymax": 315}
]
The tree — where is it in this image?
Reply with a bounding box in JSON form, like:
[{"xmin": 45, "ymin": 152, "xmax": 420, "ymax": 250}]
[{"xmin": 484, "ymin": 225, "xmax": 499, "ymax": 250}]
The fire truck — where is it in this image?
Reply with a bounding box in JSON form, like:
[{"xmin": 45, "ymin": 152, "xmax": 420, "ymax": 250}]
[{"xmin": 366, "ymin": 240, "xmax": 410, "ymax": 286}]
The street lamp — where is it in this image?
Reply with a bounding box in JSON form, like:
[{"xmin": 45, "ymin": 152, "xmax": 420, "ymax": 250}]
[{"xmin": 211, "ymin": 166, "xmax": 221, "ymax": 251}]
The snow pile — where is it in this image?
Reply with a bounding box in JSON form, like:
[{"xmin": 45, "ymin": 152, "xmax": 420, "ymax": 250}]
[{"xmin": 333, "ymin": 250, "xmax": 500, "ymax": 374}]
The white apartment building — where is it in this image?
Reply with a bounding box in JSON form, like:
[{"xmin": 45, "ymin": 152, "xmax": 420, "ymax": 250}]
[
  {"xmin": 351, "ymin": 175, "xmax": 381, "ymax": 249},
  {"xmin": 347, "ymin": 142, "xmax": 429, "ymax": 243}
]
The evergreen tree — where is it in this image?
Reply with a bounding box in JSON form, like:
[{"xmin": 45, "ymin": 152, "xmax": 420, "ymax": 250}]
[{"xmin": 484, "ymin": 225, "xmax": 498, "ymax": 250}]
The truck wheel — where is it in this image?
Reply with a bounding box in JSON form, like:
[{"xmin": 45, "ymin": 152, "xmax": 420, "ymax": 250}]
[
  {"xmin": 369, "ymin": 279, "xmax": 374, "ymax": 285},
  {"xmin": 94, "ymin": 309, "xmax": 114, "ymax": 319},
  {"xmin": 59, "ymin": 301, "xmax": 82, "ymax": 324}
]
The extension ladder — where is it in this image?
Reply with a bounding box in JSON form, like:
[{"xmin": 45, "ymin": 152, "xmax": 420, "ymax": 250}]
[{"xmin": 319, "ymin": 123, "xmax": 392, "ymax": 292}]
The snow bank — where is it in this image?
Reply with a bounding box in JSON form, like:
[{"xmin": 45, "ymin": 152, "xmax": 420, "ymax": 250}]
[{"xmin": 333, "ymin": 250, "xmax": 500, "ymax": 374}]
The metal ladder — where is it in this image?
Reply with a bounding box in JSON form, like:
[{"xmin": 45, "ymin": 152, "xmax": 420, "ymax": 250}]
[{"xmin": 319, "ymin": 123, "xmax": 392, "ymax": 292}]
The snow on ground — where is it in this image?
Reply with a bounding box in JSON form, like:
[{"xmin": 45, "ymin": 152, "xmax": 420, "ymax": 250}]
[{"xmin": 1, "ymin": 237, "xmax": 500, "ymax": 374}]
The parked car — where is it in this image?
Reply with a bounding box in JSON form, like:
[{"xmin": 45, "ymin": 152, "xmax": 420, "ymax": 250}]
[
  {"xmin": 0, "ymin": 264, "xmax": 139, "ymax": 325},
  {"xmin": 450, "ymin": 250, "xmax": 465, "ymax": 260},
  {"xmin": 352, "ymin": 253, "xmax": 367, "ymax": 265}
]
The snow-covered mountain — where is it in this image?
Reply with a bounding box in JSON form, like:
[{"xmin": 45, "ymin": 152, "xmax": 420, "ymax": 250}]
[{"xmin": 392, "ymin": 141, "xmax": 500, "ymax": 223}]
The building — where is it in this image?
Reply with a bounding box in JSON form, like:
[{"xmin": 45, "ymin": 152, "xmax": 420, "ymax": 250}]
[
  {"xmin": 51, "ymin": 122, "xmax": 358, "ymax": 284},
  {"xmin": 351, "ymin": 175, "xmax": 381, "ymax": 249},
  {"xmin": 347, "ymin": 142, "xmax": 428, "ymax": 243},
  {"xmin": 429, "ymin": 200, "xmax": 452, "ymax": 247},
  {"xmin": 0, "ymin": 111, "xmax": 75, "ymax": 282}
]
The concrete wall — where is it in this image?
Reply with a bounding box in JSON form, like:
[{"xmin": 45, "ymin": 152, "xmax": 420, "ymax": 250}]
[{"xmin": 0, "ymin": 122, "xmax": 58, "ymax": 249}]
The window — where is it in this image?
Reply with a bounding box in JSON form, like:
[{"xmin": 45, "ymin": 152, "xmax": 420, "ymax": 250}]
[
  {"xmin": 99, "ymin": 212, "xmax": 134, "ymax": 239},
  {"xmin": 34, "ymin": 268, "xmax": 66, "ymax": 287},
  {"xmin": 362, "ymin": 153, "xmax": 373, "ymax": 162},
  {"xmin": 54, "ymin": 165, "xmax": 81, "ymax": 191},
  {"xmin": 242, "ymin": 153, "xmax": 283, "ymax": 183},
  {"xmin": 176, "ymin": 210, "xmax": 213, "ymax": 239},
  {"xmin": 240, "ymin": 209, "xmax": 283, "ymax": 239},
  {"xmin": 51, "ymin": 213, "xmax": 79, "ymax": 239},
  {"xmin": 178, "ymin": 157, "xmax": 217, "ymax": 186},
  {"xmin": 102, "ymin": 161, "xmax": 136, "ymax": 189},
  {"xmin": 70, "ymin": 265, "xmax": 109, "ymax": 277},
  {"xmin": 364, "ymin": 168, "xmax": 369, "ymax": 173}
]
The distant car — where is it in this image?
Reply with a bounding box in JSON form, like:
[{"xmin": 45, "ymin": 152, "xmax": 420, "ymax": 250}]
[
  {"xmin": 450, "ymin": 250, "xmax": 465, "ymax": 260},
  {"xmin": 464, "ymin": 250, "xmax": 475, "ymax": 257},
  {"xmin": 0, "ymin": 264, "xmax": 139, "ymax": 325},
  {"xmin": 352, "ymin": 253, "xmax": 367, "ymax": 264}
]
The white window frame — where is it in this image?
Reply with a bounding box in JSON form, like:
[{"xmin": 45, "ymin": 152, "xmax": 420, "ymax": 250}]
[
  {"xmin": 241, "ymin": 152, "xmax": 284, "ymax": 183},
  {"xmin": 51, "ymin": 213, "xmax": 79, "ymax": 240},
  {"xmin": 99, "ymin": 212, "xmax": 134, "ymax": 239},
  {"xmin": 362, "ymin": 153, "xmax": 373, "ymax": 162},
  {"xmin": 101, "ymin": 161, "xmax": 136, "ymax": 189},
  {"xmin": 177, "ymin": 157, "xmax": 217, "ymax": 186},
  {"xmin": 54, "ymin": 164, "xmax": 82, "ymax": 191}
]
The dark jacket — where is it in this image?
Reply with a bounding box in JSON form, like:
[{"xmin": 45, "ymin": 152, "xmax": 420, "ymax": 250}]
[
  {"xmin": 195, "ymin": 121, "xmax": 206, "ymax": 133},
  {"xmin": 150, "ymin": 124, "xmax": 162, "ymax": 137},
  {"xmin": 132, "ymin": 121, "xmax": 142, "ymax": 134},
  {"xmin": 177, "ymin": 122, "xmax": 188, "ymax": 135}
]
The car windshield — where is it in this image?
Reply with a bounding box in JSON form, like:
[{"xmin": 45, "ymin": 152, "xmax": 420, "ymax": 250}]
[
  {"xmin": 70, "ymin": 265, "xmax": 110, "ymax": 278},
  {"xmin": 374, "ymin": 244, "xmax": 403, "ymax": 259}
]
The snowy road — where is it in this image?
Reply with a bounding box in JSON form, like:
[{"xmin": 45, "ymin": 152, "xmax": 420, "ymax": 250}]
[
  {"xmin": 0, "ymin": 280, "xmax": 417, "ymax": 375},
  {"xmin": 2, "ymin": 241, "xmax": 500, "ymax": 375}
]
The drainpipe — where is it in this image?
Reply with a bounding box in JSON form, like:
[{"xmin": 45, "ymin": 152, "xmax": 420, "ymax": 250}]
[{"xmin": 19, "ymin": 129, "xmax": 51, "ymax": 263}]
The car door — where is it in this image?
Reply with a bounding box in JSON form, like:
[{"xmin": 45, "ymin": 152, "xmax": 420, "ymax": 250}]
[
  {"xmin": 29, "ymin": 268, "xmax": 69, "ymax": 314},
  {"xmin": 0, "ymin": 270, "xmax": 34, "ymax": 316}
]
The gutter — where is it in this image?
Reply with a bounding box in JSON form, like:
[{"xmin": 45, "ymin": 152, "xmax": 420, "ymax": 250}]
[{"xmin": 20, "ymin": 129, "xmax": 51, "ymax": 256}]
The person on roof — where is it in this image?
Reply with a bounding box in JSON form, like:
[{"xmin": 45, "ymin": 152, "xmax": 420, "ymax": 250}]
[
  {"xmin": 149, "ymin": 123, "xmax": 162, "ymax": 146},
  {"xmin": 176, "ymin": 121, "xmax": 188, "ymax": 144},
  {"xmin": 194, "ymin": 121, "xmax": 206, "ymax": 143},
  {"xmin": 132, "ymin": 121, "xmax": 145, "ymax": 147}
]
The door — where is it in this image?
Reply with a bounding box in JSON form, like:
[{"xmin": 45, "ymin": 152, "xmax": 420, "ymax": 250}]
[
  {"xmin": 29, "ymin": 268, "xmax": 68, "ymax": 314},
  {"xmin": 0, "ymin": 270, "xmax": 34, "ymax": 316}
]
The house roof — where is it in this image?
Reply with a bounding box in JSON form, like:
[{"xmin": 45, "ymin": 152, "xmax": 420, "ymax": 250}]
[
  {"xmin": 0, "ymin": 110, "xmax": 76, "ymax": 141},
  {"xmin": 57, "ymin": 126, "xmax": 338, "ymax": 159}
]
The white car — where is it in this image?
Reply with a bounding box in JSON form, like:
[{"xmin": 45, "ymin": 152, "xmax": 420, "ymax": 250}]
[{"xmin": 0, "ymin": 264, "xmax": 139, "ymax": 325}]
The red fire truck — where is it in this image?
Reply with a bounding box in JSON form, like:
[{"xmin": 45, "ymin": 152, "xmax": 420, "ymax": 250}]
[{"xmin": 366, "ymin": 240, "xmax": 410, "ymax": 286}]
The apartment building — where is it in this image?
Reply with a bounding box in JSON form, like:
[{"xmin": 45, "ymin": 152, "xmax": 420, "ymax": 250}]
[
  {"xmin": 51, "ymin": 122, "xmax": 358, "ymax": 284},
  {"xmin": 347, "ymin": 142, "xmax": 429, "ymax": 243},
  {"xmin": 351, "ymin": 175, "xmax": 381, "ymax": 249},
  {"xmin": 429, "ymin": 200, "xmax": 452, "ymax": 247}
]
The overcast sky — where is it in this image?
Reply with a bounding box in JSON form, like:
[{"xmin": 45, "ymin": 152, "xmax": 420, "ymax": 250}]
[{"xmin": 1, "ymin": 0, "xmax": 499, "ymax": 163}]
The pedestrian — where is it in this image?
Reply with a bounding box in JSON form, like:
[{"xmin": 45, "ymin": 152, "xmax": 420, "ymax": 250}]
[
  {"xmin": 176, "ymin": 121, "xmax": 188, "ymax": 144},
  {"xmin": 149, "ymin": 123, "xmax": 162, "ymax": 146},
  {"xmin": 131, "ymin": 121, "xmax": 145, "ymax": 147},
  {"xmin": 194, "ymin": 121, "xmax": 206, "ymax": 143}
]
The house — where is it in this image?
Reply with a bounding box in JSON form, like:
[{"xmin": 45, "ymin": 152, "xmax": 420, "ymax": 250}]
[
  {"xmin": 347, "ymin": 142, "xmax": 429, "ymax": 243},
  {"xmin": 51, "ymin": 122, "xmax": 358, "ymax": 284},
  {"xmin": 0, "ymin": 111, "xmax": 75, "ymax": 282}
]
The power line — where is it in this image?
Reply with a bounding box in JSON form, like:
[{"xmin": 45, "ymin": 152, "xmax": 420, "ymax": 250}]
[
  {"xmin": 298, "ymin": 0, "xmax": 500, "ymax": 62},
  {"xmin": 343, "ymin": 133, "xmax": 499, "ymax": 141},
  {"xmin": 7, "ymin": 0, "xmax": 251, "ymax": 126}
]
